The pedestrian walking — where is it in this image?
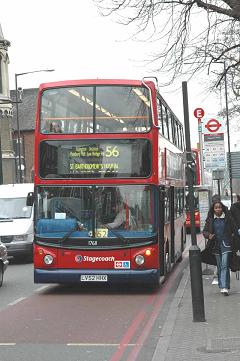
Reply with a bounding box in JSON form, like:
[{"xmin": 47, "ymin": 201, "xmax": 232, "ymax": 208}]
[
  {"xmin": 208, "ymin": 195, "xmax": 230, "ymax": 285},
  {"xmin": 212, "ymin": 194, "xmax": 221, "ymax": 203},
  {"xmin": 211, "ymin": 195, "xmax": 222, "ymax": 285},
  {"xmin": 202, "ymin": 201, "xmax": 239, "ymax": 296}
]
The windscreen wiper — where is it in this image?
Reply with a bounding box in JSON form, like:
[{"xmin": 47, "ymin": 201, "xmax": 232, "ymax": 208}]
[
  {"xmin": 61, "ymin": 222, "xmax": 84, "ymax": 244},
  {"xmin": 99, "ymin": 222, "xmax": 128, "ymax": 245}
]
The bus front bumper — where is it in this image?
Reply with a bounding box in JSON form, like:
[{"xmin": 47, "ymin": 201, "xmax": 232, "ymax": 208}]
[{"xmin": 34, "ymin": 268, "xmax": 160, "ymax": 284}]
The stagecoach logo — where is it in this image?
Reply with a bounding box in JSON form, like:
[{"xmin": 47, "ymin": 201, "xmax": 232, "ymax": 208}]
[
  {"xmin": 75, "ymin": 255, "xmax": 115, "ymax": 263},
  {"xmin": 75, "ymin": 255, "xmax": 83, "ymax": 263}
]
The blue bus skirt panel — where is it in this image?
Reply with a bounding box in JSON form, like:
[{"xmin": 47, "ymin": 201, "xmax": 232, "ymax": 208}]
[{"xmin": 34, "ymin": 268, "xmax": 160, "ymax": 284}]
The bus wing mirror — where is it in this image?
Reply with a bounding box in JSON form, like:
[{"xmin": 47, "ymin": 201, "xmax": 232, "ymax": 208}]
[{"xmin": 26, "ymin": 192, "xmax": 34, "ymax": 206}]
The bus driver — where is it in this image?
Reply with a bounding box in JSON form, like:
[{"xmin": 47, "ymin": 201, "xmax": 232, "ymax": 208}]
[
  {"xmin": 105, "ymin": 203, "xmax": 137, "ymax": 230},
  {"xmin": 105, "ymin": 203, "xmax": 126, "ymax": 229}
]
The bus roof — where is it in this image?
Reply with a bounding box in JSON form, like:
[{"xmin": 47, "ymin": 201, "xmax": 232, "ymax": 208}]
[
  {"xmin": 38, "ymin": 79, "xmax": 155, "ymax": 91},
  {"xmin": 0, "ymin": 183, "xmax": 34, "ymax": 198}
]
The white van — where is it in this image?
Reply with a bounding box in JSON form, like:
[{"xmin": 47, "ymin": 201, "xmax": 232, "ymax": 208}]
[{"xmin": 0, "ymin": 183, "xmax": 34, "ymax": 260}]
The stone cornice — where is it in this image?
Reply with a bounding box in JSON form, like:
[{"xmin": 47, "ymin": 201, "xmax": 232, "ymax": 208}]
[
  {"xmin": 0, "ymin": 39, "xmax": 11, "ymax": 50},
  {"xmin": 0, "ymin": 23, "xmax": 11, "ymax": 49},
  {"xmin": 0, "ymin": 104, "xmax": 13, "ymax": 118}
]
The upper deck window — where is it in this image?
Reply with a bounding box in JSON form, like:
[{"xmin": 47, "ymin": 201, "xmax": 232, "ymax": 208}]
[{"xmin": 40, "ymin": 85, "xmax": 152, "ymax": 134}]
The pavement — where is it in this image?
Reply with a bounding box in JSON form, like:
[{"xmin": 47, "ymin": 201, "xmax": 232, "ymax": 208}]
[{"xmin": 152, "ymin": 234, "xmax": 240, "ymax": 361}]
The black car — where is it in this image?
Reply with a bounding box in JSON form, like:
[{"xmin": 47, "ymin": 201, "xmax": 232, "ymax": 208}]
[{"xmin": 0, "ymin": 240, "xmax": 8, "ymax": 287}]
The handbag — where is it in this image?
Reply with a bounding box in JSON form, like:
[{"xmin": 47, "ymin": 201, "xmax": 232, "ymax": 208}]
[
  {"xmin": 201, "ymin": 248, "xmax": 217, "ymax": 266},
  {"xmin": 233, "ymin": 234, "xmax": 240, "ymax": 252},
  {"xmin": 230, "ymin": 252, "xmax": 240, "ymax": 272}
]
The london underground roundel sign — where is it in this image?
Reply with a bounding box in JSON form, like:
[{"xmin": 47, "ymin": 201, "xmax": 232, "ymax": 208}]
[{"xmin": 205, "ymin": 118, "xmax": 221, "ymax": 133}]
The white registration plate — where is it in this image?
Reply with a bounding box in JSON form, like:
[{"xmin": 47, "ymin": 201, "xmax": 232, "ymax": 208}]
[{"xmin": 80, "ymin": 275, "xmax": 108, "ymax": 282}]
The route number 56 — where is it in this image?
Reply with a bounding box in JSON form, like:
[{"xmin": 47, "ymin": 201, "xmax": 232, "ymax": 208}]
[{"xmin": 105, "ymin": 146, "xmax": 120, "ymax": 157}]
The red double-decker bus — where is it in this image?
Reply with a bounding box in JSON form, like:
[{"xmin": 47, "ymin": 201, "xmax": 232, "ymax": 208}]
[{"xmin": 32, "ymin": 78, "xmax": 185, "ymax": 286}]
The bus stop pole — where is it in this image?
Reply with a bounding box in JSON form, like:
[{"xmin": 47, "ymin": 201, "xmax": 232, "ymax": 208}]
[
  {"xmin": 182, "ymin": 81, "xmax": 205, "ymax": 322},
  {"xmin": 198, "ymin": 118, "xmax": 205, "ymax": 186}
]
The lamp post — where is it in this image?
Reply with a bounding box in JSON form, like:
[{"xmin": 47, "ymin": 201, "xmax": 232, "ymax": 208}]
[
  {"xmin": 223, "ymin": 62, "xmax": 233, "ymax": 204},
  {"xmin": 182, "ymin": 81, "xmax": 205, "ymax": 322},
  {"xmin": 15, "ymin": 69, "xmax": 54, "ymax": 183},
  {"xmin": 214, "ymin": 61, "xmax": 233, "ymax": 203}
]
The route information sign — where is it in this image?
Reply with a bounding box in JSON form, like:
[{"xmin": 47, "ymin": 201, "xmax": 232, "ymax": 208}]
[{"xmin": 202, "ymin": 118, "xmax": 225, "ymax": 170}]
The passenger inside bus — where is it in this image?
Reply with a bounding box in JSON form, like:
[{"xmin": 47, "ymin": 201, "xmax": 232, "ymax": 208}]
[
  {"xmin": 50, "ymin": 121, "xmax": 63, "ymax": 133},
  {"xmin": 41, "ymin": 120, "xmax": 63, "ymax": 133}
]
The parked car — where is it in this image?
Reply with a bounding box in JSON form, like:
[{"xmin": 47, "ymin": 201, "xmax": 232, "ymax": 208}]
[
  {"xmin": 0, "ymin": 240, "xmax": 8, "ymax": 287},
  {"xmin": 0, "ymin": 183, "xmax": 34, "ymax": 261}
]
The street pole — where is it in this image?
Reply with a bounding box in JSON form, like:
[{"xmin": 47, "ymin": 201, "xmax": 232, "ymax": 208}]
[
  {"xmin": 215, "ymin": 61, "xmax": 233, "ymax": 203},
  {"xmin": 198, "ymin": 118, "xmax": 205, "ymax": 185},
  {"xmin": 217, "ymin": 179, "xmax": 221, "ymax": 196},
  {"xmin": 14, "ymin": 69, "xmax": 54, "ymax": 183},
  {"xmin": 223, "ymin": 62, "xmax": 233, "ymax": 204},
  {"xmin": 182, "ymin": 81, "xmax": 205, "ymax": 322},
  {"xmin": 15, "ymin": 74, "xmax": 22, "ymax": 183}
]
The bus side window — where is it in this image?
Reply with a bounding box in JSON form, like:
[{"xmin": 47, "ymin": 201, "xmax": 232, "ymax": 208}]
[
  {"xmin": 175, "ymin": 122, "xmax": 181, "ymax": 149},
  {"xmin": 167, "ymin": 109, "xmax": 173, "ymax": 143},
  {"xmin": 164, "ymin": 190, "xmax": 170, "ymax": 222},
  {"xmin": 162, "ymin": 106, "xmax": 168, "ymax": 139},
  {"xmin": 179, "ymin": 126, "xmax": 183, "ymax": 150},
  {"xmin": 171, "ymin": 116, "xmax": 176, "ymax": 146},
  {"xmin": 157, "ymin": 98, "xmax": 164, "ymax": 135}
]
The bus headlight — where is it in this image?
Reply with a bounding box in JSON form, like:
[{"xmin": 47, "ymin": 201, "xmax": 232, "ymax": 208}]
[
  {"xmin": 135, "ymin": 254, "xmax": 145, "ymax": 265},
  {"xmin": 44, "ymin": 254, "xmax": 54, "ymax": 265}
]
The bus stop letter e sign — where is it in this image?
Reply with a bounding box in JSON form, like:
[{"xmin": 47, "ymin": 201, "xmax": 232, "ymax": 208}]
[{"xmin": 194, "ymin": 108, "xmax": 205, "ymax": 120}]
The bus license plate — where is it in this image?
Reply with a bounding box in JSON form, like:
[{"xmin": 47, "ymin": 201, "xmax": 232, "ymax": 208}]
[{"xmin": 80, "ymin": 275, "xmax": 108, "ymax": 282}]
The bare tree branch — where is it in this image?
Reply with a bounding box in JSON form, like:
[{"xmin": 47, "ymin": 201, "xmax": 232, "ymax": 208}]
[{"xmin": 93, "ymin": 0, "xmax": 240, "ymax": 96}]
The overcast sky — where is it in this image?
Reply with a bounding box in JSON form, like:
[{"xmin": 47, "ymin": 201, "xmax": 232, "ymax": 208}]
[{"xmin": 0, "ymin": 0, "xmax": 226, "ymax": 146}]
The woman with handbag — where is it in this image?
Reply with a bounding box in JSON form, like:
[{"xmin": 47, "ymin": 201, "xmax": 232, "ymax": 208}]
[{"xmin": 203, "ymin": 201, "xmax": 239, "ymax": 296}]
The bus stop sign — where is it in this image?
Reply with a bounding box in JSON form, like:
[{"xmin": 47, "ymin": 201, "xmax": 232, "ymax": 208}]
[{"xmin": 194, "ymin": 108, "xmax": 205, "ymax": 119}]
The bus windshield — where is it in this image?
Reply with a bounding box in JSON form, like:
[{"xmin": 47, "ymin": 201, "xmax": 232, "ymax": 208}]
[
  {"xmin": 40, "ymin": 85, "xmax": 151, "ymax": 134},
  {"xmin": 36, "ymin": 185, "xmax": 155, "ymax": 246}
]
